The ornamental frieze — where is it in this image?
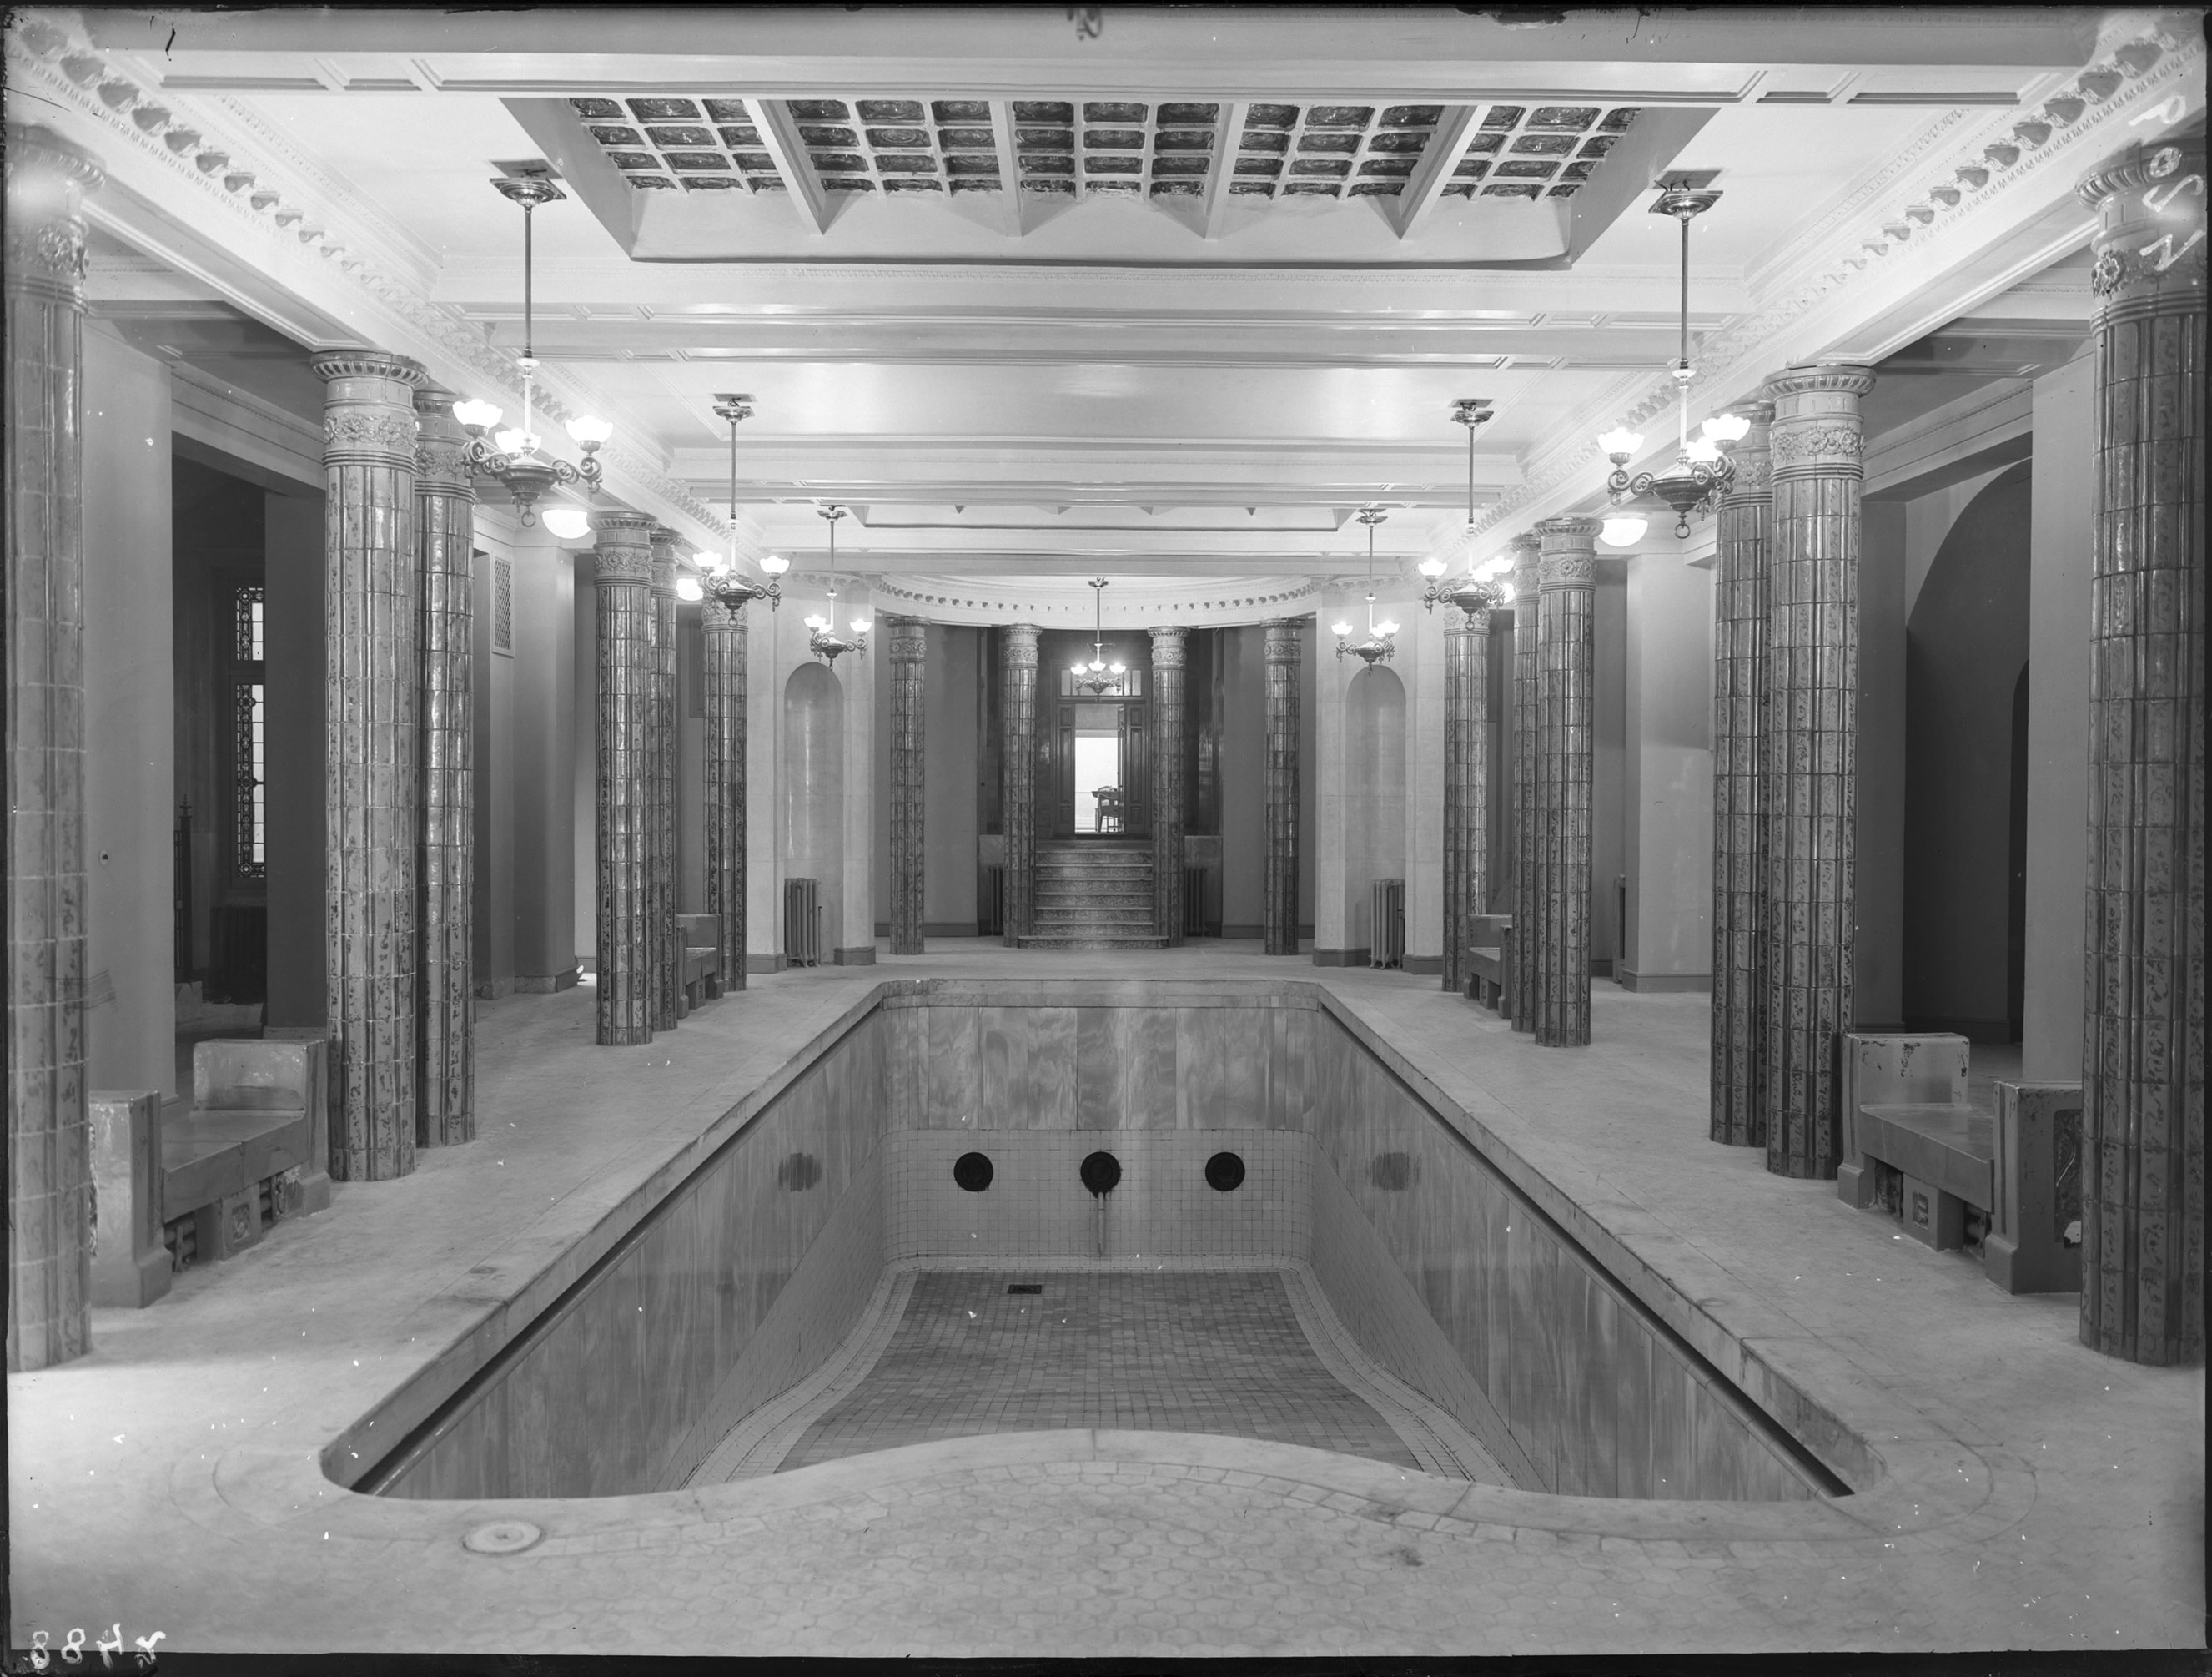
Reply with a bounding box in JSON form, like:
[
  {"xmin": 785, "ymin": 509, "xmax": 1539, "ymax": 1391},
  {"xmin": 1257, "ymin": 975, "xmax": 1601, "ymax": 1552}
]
[
  {"xmin": 322, "ymin": 408, "xmax": 420, "ymax": 457},
  {"xmin": 1768, "ymin": 426, "xmax": 1866, "ymax": 466},
  {"xmin": 591, "ymin": 548, "xmax": 653, "ymax": 586},
  {"xmin": 1540, "ymin": 554, "xmax": 1596, "ymax": 588}
]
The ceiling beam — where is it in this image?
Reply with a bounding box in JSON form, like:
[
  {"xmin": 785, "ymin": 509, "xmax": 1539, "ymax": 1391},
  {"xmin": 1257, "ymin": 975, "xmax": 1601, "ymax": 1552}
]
[
  {"xmin": 752, "ymin": 99, "xmax": 836, "ymax": 234},
  {"xmin": 1200, "ymin": 101, "xmax": 1252, "ymax": 241},
  {"xmin": 1390, "ymin": 106, "xmax": 1481, "ymax": 240}
]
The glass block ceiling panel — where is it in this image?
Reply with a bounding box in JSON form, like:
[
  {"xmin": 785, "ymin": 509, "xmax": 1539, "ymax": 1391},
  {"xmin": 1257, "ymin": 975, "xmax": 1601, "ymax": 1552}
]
[{"xmin": 568, "ymin": 95, "xmax": 1640, "ymax": 206}]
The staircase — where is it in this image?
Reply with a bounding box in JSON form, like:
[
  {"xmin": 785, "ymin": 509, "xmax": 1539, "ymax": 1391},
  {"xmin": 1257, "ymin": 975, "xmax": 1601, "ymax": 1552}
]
[{"xmin": 1021, "ymin": 839, "xmax": 1168, "ymax": 949}]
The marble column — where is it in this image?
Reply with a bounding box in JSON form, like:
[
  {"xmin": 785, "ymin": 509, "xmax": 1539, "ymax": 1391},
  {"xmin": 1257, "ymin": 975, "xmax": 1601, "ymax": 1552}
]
[
  {"xmin": 1441, "ymin": 587, "xmax": 1496, "ymax": 992},
  {"xmin": 1762, "ymin": 362, "xmax": 1875, "ymax": 1179},
  {"xmin": 413, "ymin": 386, "xmax": 475, "ymax": 1149},
  {"xmin": 887, "ymin": 616, "xmax": 928, "ymax": 954},
  {"xmin": 701, "ymin": 597, "xmax": 749, "ymax": 995},
  {"xmin": 1152, "ymin": 624, "xmax": 1189, "ymax": 944},
  {"xmin": 1711, "ymin": 396, "xmax": 1776, "ymax": 1149},
  {"xmin": 5, "ymin": 126, "xmax": 102, "ymax": 1370},
  {"xmin": 313, "ymin": 349, "xmax": 425, "ymax": 1181},
  {"xmin": 592, "ymin": 512, "xmax": 657, "ymax": 1045},
  {"xmin": 1264, "ymin": 618, "xmax": 1304, "ymax": 957},
  {"xmin": 2077, "ymin": 131, "xmax": 2206, "ymax": 1367},
  {"xmin": 1507, "ymin": 534, "xmax": 1543, "ymax": 1030},
  {"xmin": 647, "ymin": 527, "xmax": 680, "ymax": 1032},
  {"xmin": 1002, "ymin": 622, "xmax": 1040, "ymax": 945},
  {"xmin": 1533, "ymin": 518, "xmax": 1599, "ymax": 1047}
]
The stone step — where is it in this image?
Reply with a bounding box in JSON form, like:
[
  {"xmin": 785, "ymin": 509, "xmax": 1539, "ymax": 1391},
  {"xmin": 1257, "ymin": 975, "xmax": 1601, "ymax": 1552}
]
[
  {"xmin": 1032, "ymin": 911, "xmax": 1156, "ymax": 928},
  {"xmin": 1016, "ymin": 934, "xmax": 1172, "ymax": 950}
]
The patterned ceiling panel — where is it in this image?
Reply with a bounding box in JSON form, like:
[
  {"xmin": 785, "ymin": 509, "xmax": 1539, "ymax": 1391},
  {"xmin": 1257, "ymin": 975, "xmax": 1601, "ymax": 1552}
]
[{"xmin": 567, "ymin": 96, "xmax": 1641, "ymax": 208}]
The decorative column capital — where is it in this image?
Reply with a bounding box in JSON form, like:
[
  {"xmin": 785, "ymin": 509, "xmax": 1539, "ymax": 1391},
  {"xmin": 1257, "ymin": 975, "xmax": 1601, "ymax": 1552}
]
[
  {"xmin": 646, "ymin": 525, "xmax": 680, "ymax": 596},
  {"xmin": 1004, "ymin": 622, "xmax": 1041, "ymax": 666},
  {"xmin": 1719, "ymin": 397, "xmax": 1777, "ymax": 503},
  {"xmin": 1149, "ymin": 623, "xmax": 1189, "ymax": 667},
  {"xmin": 1264, "ymin": 617, "xmax": 1305, "ymax": 662},
  {"xmin": 887, "ymin": 615, "xmax": 928, "ymax": 662},
  {"xmin": 2081, "ymin": 130, "xmax": 2208, "ymax": 310},
  {"xmin": 411, "ymin": 385, "xmax": 475, "ymax": 498},
  {"xmin": 314, "ymin": 352, "xmax": 425, "ymax": 465},
  {"xmin": 3, "ymin": 124, "xmax": 103, "ymax": 304},
  {"xmin": 1767, "ymin": 363, "xmax": 1875, "ymax": 480},
  {"xmin": 591, "ymin": 511, "xmax": 656, "ymax": 585},
  {"xmin": 702, "ymin": 597, "xmax": 750, "ymax": 632},
  {"xmin": 1537, "ymin": 516, "xmax": 1599, "ymax": 589},
  {"xmin": 1509, "ymin": 532, "xmax": 1543, "ymax": 597}
]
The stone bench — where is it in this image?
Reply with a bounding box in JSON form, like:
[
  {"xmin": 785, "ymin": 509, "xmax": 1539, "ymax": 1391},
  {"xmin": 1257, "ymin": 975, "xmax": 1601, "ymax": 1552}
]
[
  {"xmin": 676, "ymin": 912, "xmax": 724, "ymax": 1008},
  {"xmin": 1464, "ymin": 915, "xmax": 1513, "ymax": 1014}
]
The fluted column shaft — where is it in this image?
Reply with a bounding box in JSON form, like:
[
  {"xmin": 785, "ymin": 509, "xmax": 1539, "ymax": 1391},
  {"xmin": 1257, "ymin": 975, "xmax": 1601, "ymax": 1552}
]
[
  {"xmin": 413, "ymin": 387, "xmax": 475, "ymax": 1149},
  {"xmin": 1264, "ymin": 618, "xmax": 1304, "ymax": 957},
  {"xmin": 1712, "ymin": 398, "xmax": 1776, "ymax": 1148},
  {"xmin": 1507, "ymin": 535, "xmax": 1542, "ymax": 1030},
  {"xmin": 1441, "ymin": 597, "xmax": 1494, "ymax": 992},
  {"xmin": 701, "ymin": 598, "xmax": 749, "ymax": 995},
  {"xmin": 2077, "ymin": 133, "xmax": 2206, "ymax": 1367},
  {"xmin": 593, "ymin": 514, "xmax": 657, "ymax": 1045},
  {"xmin": 313, "ymin": 349, "xmax": 425, "ymax": 1181},
  {"xmin": 647, "ymin": 528, "xmax": 680, "ymax": 1033},
  {"xmin": 1151, "ymin": 624, "xmax": 1189, "ymax": 944},
  {"xmin": 1534, "ymin": 519, "xmax": 1598, "ymax": 1047},
  {"xmin": 1763, "ymin": 362, "xmax": 1875, "ymax": 1178},
  {"xmin": 1003, "ymin": 624, "xmax": 1040, "ymax": 944},
  {"xmin": 6, "ymin": 127, "xmax": 102, "ymax": 1370},
  {"xmin": 887, "ymin": 616, "xmax": 928, "ymax": 954}
]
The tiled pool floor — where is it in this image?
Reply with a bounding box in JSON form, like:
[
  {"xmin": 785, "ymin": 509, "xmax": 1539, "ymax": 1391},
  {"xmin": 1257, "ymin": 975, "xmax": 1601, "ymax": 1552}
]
[{"xmin": 780, "ymin": 1271, "xmax": 1422, "ymax": 1473}]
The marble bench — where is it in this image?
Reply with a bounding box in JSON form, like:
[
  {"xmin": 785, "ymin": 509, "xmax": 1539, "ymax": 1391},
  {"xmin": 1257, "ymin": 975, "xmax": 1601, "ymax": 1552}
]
[
  {"xmin": 677, "ymin": 912, "xmax": 724, "ymax": 1008},
  {"xmin": 1464, "ymin": 916, "xmax": 1513, "ymax": 1014}
]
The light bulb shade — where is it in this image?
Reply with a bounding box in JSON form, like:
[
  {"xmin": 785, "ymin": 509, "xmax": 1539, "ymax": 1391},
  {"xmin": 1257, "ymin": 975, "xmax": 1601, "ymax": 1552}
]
[
  {"xmin": 1702, "ymin": 410, "xmax": 1751, "ymax": 444},
  {"xmin": 850, "ymin": 617, "xmax": 870, "ymax": 635},
  {"xmin": 451, "ymin": 397, "xmax": 502, "ymax": 431},
  {"xmin": 1070, "ymin": 663, "xmax": 1088, "ymax": 677},
  {"xmin": 1109, "ymin": 662, "xmax": 1125, "ymax": 676},
  {"xmin": 1684, "ymin": 436, "xmax": 1722, "ymax": 464},
  {"xmin": 692, "ymin": 550, "xmax": 724, "ymax": 572},
  {"xmin": 564, "ymin": 414, "xmax": 613, "ymax": 447},
  {"xmin": 1418, "ymin": 556, "xmax": 1447, "ymax": 578},
  {"xmin": 1375, "ymin": 620, "xmax": 1400, "ymax": 637},
  {"xmin": 760, "ymin": 553, "xmax": 790, "ymax": 576},
  {"xmin": 1330, "ymin": 620, "xmax": 1355, "ymax": 638},
  {"xmin": 493, "ymin": 427, "xmax": 531, "ymax": 456},
  {"xmin": 540, "ymin": 506, "xmax": 591, "ymax": 540},
  {"xmin": 1597, "ymin": 427, "xmax": 1643, "ymax": 458},
  {"xmin": 1600, "ymin": 515, "xmax": 1648, "ymax": 547},
  {"xmin": 675, "ymin": 576, "xmax": 705, "ymax": 602},
  {"xmin": 803, "ymin": 613, "xmax": 828, "ymax": 632}
]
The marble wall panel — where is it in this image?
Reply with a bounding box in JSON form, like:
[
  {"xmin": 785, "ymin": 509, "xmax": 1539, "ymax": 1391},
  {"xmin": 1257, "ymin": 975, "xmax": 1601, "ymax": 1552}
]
[
  {"xmin": 1025, "ymin": 1008, "xmax": 1080, "ymax": 1128},
  {"xmin": 1578, "ymin": 1280, "xmax": 1620, "ymax": 1498},
  {"xmin": 923, "ymin": 1004, "xmax": 982, "ymax": 1124},
  {"xmin": 1648, "ymin": 1349, "xmax": 1696, "ymax": 1500},
  {"xmin": 1612, "ymin": 1313, "xmax": 1655, "ymax": 1499}
]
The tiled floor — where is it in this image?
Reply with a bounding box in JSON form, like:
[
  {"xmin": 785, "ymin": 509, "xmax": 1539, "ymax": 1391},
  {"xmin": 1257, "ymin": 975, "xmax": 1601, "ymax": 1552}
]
[{"xmin": 779, "ymin": 1271, "xmax": 1422, "ymax": 1473}]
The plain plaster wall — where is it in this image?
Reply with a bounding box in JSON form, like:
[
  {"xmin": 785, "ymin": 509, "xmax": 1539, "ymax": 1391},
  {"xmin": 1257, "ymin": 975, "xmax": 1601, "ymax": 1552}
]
[
  {"xmin": 1219, "ymin": 626, "xmax": 1266, "ymax": 934},
  {"xmin": 572, "ymin": 568, "xmax": 596, "ymax": 966},
  {"xmin": 82, "ymin": 325, "xmax": 176, "ymax": 1096},
  {"xmin": 782, "ymin": 661, "xmax": 847, "ymax": 952},
  {"xmin": 924, "ymin": 625, "xmax": 980, "ymax": 931},
  {"xmin": 1621, "ymin": 554, "xmax": 1714, "ymax": 988},
  {"xmin": 2023, "ymin": 355, "xmax": 2094, "ymax": 1081},
  {"xmin": 261, "ymin": 488, "xmax": 324, "ymax": 1030},
  {"xmin": 1903, "ymin": 463, "xmax": 2032, "ymax": 1040},
  {"xmin": 1592, "ymin": 568, "xmax": 1626, "ymax": 976},
  {"xmin": 471, "ymin": 541, "xmax": 516, "ymax": 995},
  {"xmin": 512, "ymin": 539, "xmax": 577, "ymax": 985},
  {"xmin": 1857, "ymin": 501, "xmax": 1908, "ymax": 1027},
  {"xmin": 677, "ymin": 605, "xmax": 705, "ymax": 916}
]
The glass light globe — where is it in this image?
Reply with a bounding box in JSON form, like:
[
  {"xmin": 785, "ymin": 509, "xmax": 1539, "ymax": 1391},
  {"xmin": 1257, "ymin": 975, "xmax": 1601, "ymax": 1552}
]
[
  {"xmin": 1376, "ymin": 619, "xmax": 1400, "ymax": 637},
  {"xmin": 1070, "ymin": 662, "xmax": 1088, "ymax": 677},
  {"xmin": 1597, "ymin": 427, "xmax": 1643, "ymax": 458},
  {"xmin": 1418, "ymin": 556, "xmax": 1447, "ymax": 578},
  {"xmin": 1702, "ymin": 410, "xmax": 1751, "ymax": 445},
  {"xmin": 493, "ymin": 427, "xmax": 531, "ymax": 456},
  {"xmin": 541, "ymin": 506, "xmax": 591, "ymax": 541},
  {"xmin": 1600, "ymin": 515, "xmax": 1648, "ymax": 548},
  {"xmin": 675, "ymin": 576, "xmax": 704, "ymax": 602},
  {"xmin": 850, "ymin": 617, "xmax": 870, "ymax": 635},
  {"xmin": 1109, "ymin": 662, "xmax": 1125, "ymax": 676},
  {"xmin": 804, "ymin": 613, "xmax": 828, "ymax": 632},
  {"xmin": 451, "ymin": 397, "xmax": 502, "ymax": 431},
  {"xmin": 1331, "ymin": 620, "xmax": 1354, "ymax": 637},
  {"xmin": 761, "ymin": 553, "xmax": 790, "ymax": 576},
  {"xmin": 565, "ymin": 414, "xmax": 613, "ymax": 447},
  {"xmin": 1685, "ymin": 436, "xmax": 1722, "ymax": 464}
]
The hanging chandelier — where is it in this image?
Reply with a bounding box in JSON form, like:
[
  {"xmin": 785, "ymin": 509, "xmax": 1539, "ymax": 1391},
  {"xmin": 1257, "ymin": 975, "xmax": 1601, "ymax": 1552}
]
[
  {"xmin": 1332, "ymin": 508, "xmax": 1400, "ymax": 665},
  {"xmin": 692, "ymin": 393, "xmax": 782, "ymax": 613},
  {"xmin": 1070, "ymin": 577, "xmax": 1129, "ymax": 696},
  {"xmin": 1421, "ymin": 398, "xmax": 1512, "ymax": 613},
  {"xmin": 1594, "ymin": 180, "xmax": 1749, "ymax": 539},
  {"xmin": 803, "ymin": 503, "xmax": 870, "ymax": 667},
  {"xmin": 449, "ymin": 174, "xmax": 613, "ymax": 526}
]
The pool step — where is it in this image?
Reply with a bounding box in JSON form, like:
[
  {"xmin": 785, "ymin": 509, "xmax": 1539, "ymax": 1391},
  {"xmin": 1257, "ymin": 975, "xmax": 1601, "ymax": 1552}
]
[{"xmin": 1019, "ymin": 841, "xmax": 1162, "ymax": 948}]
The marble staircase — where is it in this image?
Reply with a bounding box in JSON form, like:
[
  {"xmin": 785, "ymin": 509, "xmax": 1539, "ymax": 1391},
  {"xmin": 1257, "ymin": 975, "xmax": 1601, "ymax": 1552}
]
[{"xmin": 1020, "ymin": 839, "xmax": 1168, "ymax": 949}]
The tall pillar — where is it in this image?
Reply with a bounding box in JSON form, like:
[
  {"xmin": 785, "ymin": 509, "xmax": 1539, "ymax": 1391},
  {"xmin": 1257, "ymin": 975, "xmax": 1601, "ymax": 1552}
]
[
  {"xmin": 1762, "ymin": 362, "xmax": 1875, "ymax": 1179},
  {"xmin": 592, "ymin": 512, "xmax": 657, "ymax": 1045},
  {"xmin": 1002, "ymin": 622, "xmax": 1040, "ymax": 944},
  {"xmin": 1441, "ymin": 585, "xmax": 1497, "ymax": 992},
  {"xmin": 701, "ymin": 597, "xmax": 750, "ymax": 994},
  {"xmin": 2077, "ymin": 130, "xmax": 2206, "ymax": 1367},
  {"xmin": 312, "ymin": 349, "xmax": 425, "ymax": 1181},
  {"xmin": 1712, "ymin": 396, "xmax": 1776, "ymax": 1147},
  {"xmin": 1264, "ymin": 618, "xmax": 1305, "ymax": 956},
  {"xmin": 887, "ymin": 615, "xmax": 927, "ymax": 954},
  {"xmin": 5, "ymin": 126, "xmax": 102, "ymax": 1370},
  {"xmin": 647, "ymin": 527, "xmax": 681, "ymax": 1031},
  {"xmin": 1533, "ymin": 517, "xmax": 1598, "ymax": 1047},
  {"xmin": 1506, "ymin": 534, "xmax": 1543, "ymax": 1030},
  {"xmin": 1152, "ymin": 624, "xmax": 1189, "ymax": 944},
  {"xmin": 413, "ymin": 386, "xmax": 475, "ymax": 1149}
]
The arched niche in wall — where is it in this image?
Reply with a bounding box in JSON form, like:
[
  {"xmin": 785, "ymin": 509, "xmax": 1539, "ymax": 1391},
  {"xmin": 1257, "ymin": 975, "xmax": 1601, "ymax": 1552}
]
[
  {"xmin": 782, "ymin": 661, "xmax": 847, "ymax": 951},
  {"xmin": 1903, "ymin": 459, "xmax": 2031, "ymax": 1042},
  {"xmin": 1344, "ymin": 662, "xmax": 1408, "ymax": 953}
]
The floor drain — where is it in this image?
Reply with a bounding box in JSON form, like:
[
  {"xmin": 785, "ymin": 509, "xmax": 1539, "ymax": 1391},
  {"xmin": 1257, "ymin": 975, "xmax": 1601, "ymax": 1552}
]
[
  {"xmin": 463, "ymin": 1519, "xmax": 543, "ymax": 1554},
  {"xmin": 1006, "ymin": 1283, "xmax": 1043, "ymax": 1295}
]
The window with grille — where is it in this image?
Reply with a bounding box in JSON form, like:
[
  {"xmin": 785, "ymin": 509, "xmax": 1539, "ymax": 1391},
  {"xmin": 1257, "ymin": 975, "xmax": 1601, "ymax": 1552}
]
[{"xmin": 228, "ymin": 584, "xmax": 266, "ymax": 883}]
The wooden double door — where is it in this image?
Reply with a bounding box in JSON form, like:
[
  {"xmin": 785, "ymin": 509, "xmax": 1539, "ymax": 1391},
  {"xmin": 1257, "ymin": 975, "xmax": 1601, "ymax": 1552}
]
[{"xmin": 1036, "ymin": 629, "xmax": 1150, "ymax": 840}]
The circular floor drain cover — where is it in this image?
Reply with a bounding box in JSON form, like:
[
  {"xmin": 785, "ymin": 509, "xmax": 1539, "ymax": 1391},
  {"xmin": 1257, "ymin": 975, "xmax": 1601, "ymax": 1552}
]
[{"xmin": 463, "ymin": 1519, "xmax": 543, "ymax": 1554}]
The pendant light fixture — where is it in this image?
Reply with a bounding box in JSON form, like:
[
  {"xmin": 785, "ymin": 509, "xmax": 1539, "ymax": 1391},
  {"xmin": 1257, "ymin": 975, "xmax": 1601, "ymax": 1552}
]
[
  {"xmin": 1595, "ymin": 179, "xmax": 1747, "ymax": 539},
  {"xmin": 802, "ymin": 503, "xmax": 870, "ymax": 667},
  {"xmin": 1421, "ymin": 398, "xmax": 1511, "ymax": 613},
  {"xmin": 1069, "ymin": 577, "xmax": 1129, "ymax": 697},
  {"xmin": 694, "ymin": 393, "xmax": 780, "ymax": 613},
  {"xmin": 1332, "ymin": 507, "xmax": 1400, "ymax": 665},
  {"xmin": 449, "ymin": 173, "xmax": 613, "ymax": 526}
]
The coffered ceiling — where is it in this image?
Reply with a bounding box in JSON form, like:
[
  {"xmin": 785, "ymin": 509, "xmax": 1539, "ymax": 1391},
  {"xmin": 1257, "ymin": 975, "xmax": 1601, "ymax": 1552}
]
[{"xmin": 18, "ymin": 5, "xmax": 2204, "ymax": 615}]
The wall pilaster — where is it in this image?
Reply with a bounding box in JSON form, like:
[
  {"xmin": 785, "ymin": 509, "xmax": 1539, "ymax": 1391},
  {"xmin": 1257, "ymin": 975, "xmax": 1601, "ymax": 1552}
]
[
  {"xmin": 887, "ymin": 616, "xmax": 928, "ymax": 954},
  {"xmin": 701, "ymin": 597, "xmax": 750, "ymax": 993},
  {"xmin": 647, "ymin": 527, "xmax": 681, "ymax": 1031},
  {"xmin": 1534, "ymin": 518, "xmax": 1599, "ymax": 1047},
  {"xmin": 591, "ymin": 513, "xmax": 656, "ymax": 1045},
  {"xmin": 1507, "ymin": 534, "xmax": 1543, "ymax": 1030},
  {"xmin": 1264, "ymin": 618, "xmax": 1305, "ymax": 956},
  {"xmin": 1002, "ymin": 623, "xmax": 1039, "ymax": 944},
  {"xmin": 1151, "ymin": 624, "xmax": 1190, "ymax": 944},
  {"xmin": 1442, "ymin": 591, "xmax": 1496, "ymax": 992}
]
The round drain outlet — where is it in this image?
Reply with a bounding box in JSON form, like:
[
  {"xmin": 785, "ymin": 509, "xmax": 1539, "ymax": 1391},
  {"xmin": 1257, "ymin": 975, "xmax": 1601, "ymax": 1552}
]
[
  {"xmin": 463, "ymin": 1518, "xmax": 542, "ymax": 1555},
  {"xmin": 1080, "ymin": 1151, "xmax": 1122, "ymax": 1197},
  {"xmin": 953, "ymin": 1151, "xmax": 994, "ymax": 1192},
  {"xmin": 1204, "ymin": 1151, "xmax": 1246, "ymax": 1192}
]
